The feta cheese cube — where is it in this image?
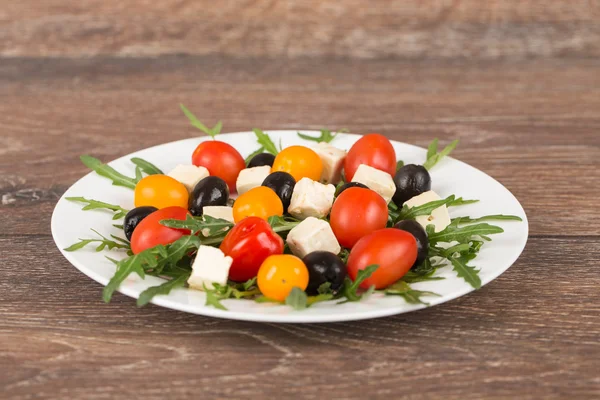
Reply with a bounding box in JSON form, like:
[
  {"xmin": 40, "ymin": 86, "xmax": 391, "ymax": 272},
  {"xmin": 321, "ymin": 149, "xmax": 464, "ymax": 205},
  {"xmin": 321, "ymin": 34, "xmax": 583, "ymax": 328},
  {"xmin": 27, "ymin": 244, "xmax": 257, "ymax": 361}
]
[
  {"xmin": 313, "ymin": 142, "xmax": 347, "ymax": 185},
  {"xmin": 236, "ymin": 166, "xmax": 271, "ymax": 195},
  {"xmin": 288, "ymin": 178, "xmax": 336, "ymax": 220},
  {"xmin": 286, "ymin": 217, "xmax": 341, "ymax": 258},
  {"xmin": 403, "ymin": 190, "xmax": 451, "ymax": 233},
  {"xmin": 351, "ymin": 164, "xmax": 396, "ymax": 204},
  {"xmin": 202, "ymin": 206, "xmax": 234, "ymax": 223},
  {"xmin": 167, "ymin": 165, "xmax": 210, "ymax": 192},
  {"xmin": 187, "ymin": 246, "xmax": 233, "ymax": 291}
]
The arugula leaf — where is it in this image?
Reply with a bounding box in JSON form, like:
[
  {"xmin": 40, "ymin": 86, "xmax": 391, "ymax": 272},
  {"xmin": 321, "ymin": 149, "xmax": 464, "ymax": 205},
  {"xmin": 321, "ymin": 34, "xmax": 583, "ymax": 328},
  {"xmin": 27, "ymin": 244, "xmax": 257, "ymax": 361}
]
[
  {"xmin": 245, "ymin": 147, "xmax": 265, "ymax": 164},
  {"xmin": 338, "ymin": 248, "xmax": 350, "ymax": 264},
  {"xmin": 134, "ymin": 167, "xmax": 143, "ymax": 182},
  {"xmin": 160, "ymin": 214, "xmax": 233, "ymax": 237},
  {"xmin": 180, "ymin": 104, "xmax": 222, "ymax": 138},
  {"xmin": 103, "ymin": 250, "xmax": 156, "ymax": 302},
  {"xmin": 242, "ymin": 277, "xmax": 257, "ymax": 291},
  {"xmin": 113, "ymin": 224, "xmax": 124, "ymax": 229},
  {"xmin": 397, "ymin": 195, "xmax": 456, "ymax": 221},
  {"xmin": 137, "ymin": 273, "xmax": 190, "ymax": 306},
  {"xmin": 452, "ymin": 214, "xmax": 523, "ymax": 224},
  {"xmin": 80, "ymin": 155, "xmax": 137, "ymax": 190},
  {"xmin": 204, "ymin": 287, "xmax": 229, "ymax": 310},
  {"xmin": 449, "ymin": 254, "xmax": 481, "ymax": 289},
  {"xmin": 307, "ymin": 293, "xmax": 334, "ymax": 305},
  {"xmin": 341, "ymin": 264, "xmax": 379, "ymax": 302},
  {"xmin": 423, "ymin": 139, "xmax": 459, "ymax": 170},
  {"xmin": 153, "ymin": 235, "xmax": 201, "ymax": 274},
  {"xmin": 401, "ymin": 269, "xmax": 445, "ymax": 283},
  {"xmin": 66, "ymin": 197, "xmax": 129, "ymax": 220},
  {"xmin": 267, "ymin": 215, "xmax": 301, "ymax": 234},
  {"xmin": 64, "ymin": 229, "xmax": 130, "ymax": 252},
  {"xmin": 428, "ymin": 222, "xmax": 504, "ymax": 245},
  {"xmin": 130, "ymin": 157, "xmax": 163, "ymax": 175},
  {"xmin": 448, "ymin": 197, "xmax": 479, "ymax": 207},
  {"xmin": 384, "ymin": 281, "xmax": 440, "ymax": 305},
  {"xmin": 396, "ymin": 160, "xmax": 404, "ymax": 171},
  {"xmin": 285, "ymin": 287, "xmax": 308, "ymax": 310},
  {"xmin": 426, "ymin": 138, "xmax": 438, "ymax": 160},
  {"xmin": 297, "ymin": 129, "xmax": 342, "ymax": 143},
  {"xmin": 252, "ymin": 128, "xmax": 279, "ymax": 155}
]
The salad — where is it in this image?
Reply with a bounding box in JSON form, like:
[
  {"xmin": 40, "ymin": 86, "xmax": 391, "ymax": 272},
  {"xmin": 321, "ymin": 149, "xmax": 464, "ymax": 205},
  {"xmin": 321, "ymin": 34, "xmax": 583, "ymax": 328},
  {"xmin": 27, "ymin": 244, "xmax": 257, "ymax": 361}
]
[{"xmin": 64, "ymin": 105, "xmax": 522, "ymax": 311}]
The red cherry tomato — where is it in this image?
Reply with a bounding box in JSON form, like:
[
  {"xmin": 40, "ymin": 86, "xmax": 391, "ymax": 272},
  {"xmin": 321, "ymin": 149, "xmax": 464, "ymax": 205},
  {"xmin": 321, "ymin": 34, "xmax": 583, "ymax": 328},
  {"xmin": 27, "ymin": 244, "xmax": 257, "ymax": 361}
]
[
  {"xmin": 347, "ymin": 228, "xmax": 418, "ymax": 289},
  {"xmin": 130, "ymin": 206, "xmax": 190, "ymax": 254},
  {"xmin": 330, "ymin": 187, "xmax": 388, "ymax": 248},
  {"xmin": 220, "ymin": 217, "xmax": 284, "ymax": 282},
  {"xmin": 344, "ymin": 133, "xmax": 396, "ymax": 181},
  {"xmin": 192, "ymin": 141, "xmax": 245, "ymax": 193}
]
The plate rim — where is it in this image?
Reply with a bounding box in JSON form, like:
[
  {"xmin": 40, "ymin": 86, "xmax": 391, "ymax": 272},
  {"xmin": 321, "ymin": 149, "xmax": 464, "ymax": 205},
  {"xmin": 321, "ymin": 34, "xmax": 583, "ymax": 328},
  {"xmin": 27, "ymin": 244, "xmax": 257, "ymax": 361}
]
[{"xmin": 51, "ymin": 131, "xmax": 529, "ymax": 323}]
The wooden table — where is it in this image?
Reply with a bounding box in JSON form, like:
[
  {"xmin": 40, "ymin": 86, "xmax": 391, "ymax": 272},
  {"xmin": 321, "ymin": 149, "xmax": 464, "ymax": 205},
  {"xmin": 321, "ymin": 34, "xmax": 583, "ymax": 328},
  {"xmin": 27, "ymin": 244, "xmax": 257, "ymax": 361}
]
[{"xmin": 2, "ymin": 2, "xmax": 599, "ymax": 399}]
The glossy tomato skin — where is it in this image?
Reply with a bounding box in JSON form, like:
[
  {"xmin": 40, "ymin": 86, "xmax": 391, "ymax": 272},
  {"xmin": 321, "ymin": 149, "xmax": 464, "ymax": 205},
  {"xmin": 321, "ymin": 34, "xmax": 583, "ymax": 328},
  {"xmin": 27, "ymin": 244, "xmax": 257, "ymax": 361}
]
[
  {"xmin": 344, "ymin": 134, "xmax": 396, "ymax": 182},
  {"xmin": 257, "ymin": 255, "xmax": 309, "ymax": 301},
  {"xmin": 347, "ymin": 228, "xmax": 418, "ymax": 289},
  {"xmin": 220, "ymin": 216, "xmax": 284, "ymax": 282},
  {"xmin": 192, "ymin": 141, "xmax": 245, "ymax": 193},
  {"xmin": 271, "ymin": 146, "xmax": 323, "ymax": 182},
  {"xmin": 130, "ymin": 206, "xmax": 190, "ymax": 254},
  {"xmin": 394, "ymin": 219, "xmax": 429, "ymax": 268},
  {"xmin": 232, "ymin": 186, "xmax": 284, "ymax": 223},
  {"xmin": 134, "ymin": 175, "xmax": 189, "ymax": 209},
  {"xmin": 123, "ymin": 206, "xmax": 158, "ymax": 241},
  {"xmin": 330, "ymin": 187, "xmax": 388, "ymax": 248}
]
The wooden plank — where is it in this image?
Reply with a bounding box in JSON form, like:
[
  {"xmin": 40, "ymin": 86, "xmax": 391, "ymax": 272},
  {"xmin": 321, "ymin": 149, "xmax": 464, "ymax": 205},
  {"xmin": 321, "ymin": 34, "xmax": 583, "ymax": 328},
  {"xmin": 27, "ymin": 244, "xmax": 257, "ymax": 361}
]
[
  {"xmin": 1, "ymin": 236, "xmax": 599, "ymax": 399},
  {"xmin": 1, "ymin": 0, "xmax": 599, "ymax": 59},
  {"xmin": 0, "ymin": 58, "xmax": 599, "ymax": 236}
]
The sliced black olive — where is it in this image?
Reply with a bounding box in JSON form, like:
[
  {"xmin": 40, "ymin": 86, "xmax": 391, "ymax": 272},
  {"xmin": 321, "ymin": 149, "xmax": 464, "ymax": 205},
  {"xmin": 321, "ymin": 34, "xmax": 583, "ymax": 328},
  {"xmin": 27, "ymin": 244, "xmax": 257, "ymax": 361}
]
[
  {"xmin": 392, "ymin": 164, "xmax": 431, "ymax": 206},
  {"xmin": 262, "ymin": 172, "xmax": 295, "ymax": 212},
  {"xmin": 248, "ymin": 153, "xmax": 276, "ymax": 168},
  {"xmin": 123, "ymin": 206, "xmax": 158, "ymax": 241},
  {"xmin": 189, "ymin": 176, "xmax": 229, "ymax": 216},
  {"xmin": 303, "ymin": 251, "xmax": 347, "ymax": 295},
  {"xmin": 394, "ymin": 219, "xmax": 429, "ymax": 268},
  {"xmin": 335, "ymin": 181, "xmax": 368, "ymax": 197}
]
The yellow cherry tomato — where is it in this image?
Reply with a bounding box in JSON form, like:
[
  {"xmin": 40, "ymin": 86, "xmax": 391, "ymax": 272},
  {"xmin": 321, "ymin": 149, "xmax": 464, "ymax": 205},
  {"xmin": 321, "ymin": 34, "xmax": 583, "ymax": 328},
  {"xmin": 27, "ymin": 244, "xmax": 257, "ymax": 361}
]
[
  {"xmin": 257, "ymin": 255, "xmax": 309, "ymax": 301},
  {"xmin": 271, "ymin": 146, "xmax": 323, "ymax": 182},
  {"xmin": 134, "ymin": 175, "xmax": 189, "ymax": 209},
  {"xmin": 233, "ymin": 186, "xmax": 283, "ymax": 223}
]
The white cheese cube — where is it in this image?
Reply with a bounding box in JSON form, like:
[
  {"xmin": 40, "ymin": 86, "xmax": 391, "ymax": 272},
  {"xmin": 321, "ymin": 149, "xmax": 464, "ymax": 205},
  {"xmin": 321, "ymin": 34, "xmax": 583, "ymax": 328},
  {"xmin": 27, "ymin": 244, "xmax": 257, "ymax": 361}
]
[
  {"xmin": 313, "ymin": 142, "xmax": 347, "ymax": 185},
  {"xmin": 351, "ymin": 164, "xmax": 396, "ymax": 204},
  {"xmin": 167, "ymin": 165, "xmax": 210, "ymax": 192},
  {"xmin": 286, "ymin": 217, "xmax": 341, "ymax": 258},
  {"xmin": 187, "ymin": 246, "xmax": 233, "ymax": 291},
  {"xmin": 202, "ymin": 206, "xmax": 234, "ymax": 223},
  {"xmin": 288, "ymin": 178, "xmax": 336, "ymax": 220},
  {"xmin": 236, "ymin": 166, "xmax": 271, "ymax": 195},
  {"xmin": 403, "ymin": 190, "xmax": 451, "ymax": 233}
]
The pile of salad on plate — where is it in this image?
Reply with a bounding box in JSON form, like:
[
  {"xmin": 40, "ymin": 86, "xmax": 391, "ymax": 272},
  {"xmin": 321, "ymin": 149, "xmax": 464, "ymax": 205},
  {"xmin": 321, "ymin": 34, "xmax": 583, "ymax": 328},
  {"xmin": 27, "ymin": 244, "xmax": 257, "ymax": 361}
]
[{"xmin": 64, "ymin": 105, "xmax": 521, "ymax": 310}]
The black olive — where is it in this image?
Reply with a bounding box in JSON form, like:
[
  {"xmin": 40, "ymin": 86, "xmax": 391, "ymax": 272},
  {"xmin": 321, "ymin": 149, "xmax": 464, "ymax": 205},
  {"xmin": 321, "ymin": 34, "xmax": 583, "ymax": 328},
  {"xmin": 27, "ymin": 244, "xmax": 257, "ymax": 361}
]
[
  {"xmin": 392, "ymin": 164, "xmax": 431, "ymax": 206},
  {"xmin": 262, "ymin": 172, "xmax": 295, "ymax": 212},
  {"xmin": 335, "ymin": 181, "xmax": 368, "ymax": 197},
  {"xmin": 394, "ymin": 219, "xmax": 429, "ymax": 268},
  {"xmin": 189, "ymin": 176, "xmax": 229, "ymax": 216},
  {"xmin": 123, "ymin": 206, "xmax": 158, "ymax": 241},
  {"xmin": 303, "ymin": 251, "xmax": 347, "ymax": 295},
  {"xmin": 248, "ymin": 153, "xmax": 276, "ymax": 168}
]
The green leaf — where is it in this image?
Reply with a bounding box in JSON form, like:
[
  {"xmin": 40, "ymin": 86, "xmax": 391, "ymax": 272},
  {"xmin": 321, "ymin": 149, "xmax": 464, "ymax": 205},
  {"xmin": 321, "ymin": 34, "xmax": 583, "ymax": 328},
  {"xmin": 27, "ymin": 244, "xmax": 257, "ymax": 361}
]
[
  {"xmin": 80, "ymin": 155, "xmax": 137, "ymax": 190},
  {"xmin": 342, "ymin": 264, "xmax": 379, "ymax": 302},
  {"xmin": 428, "ymin": 222, "xmax": 504, "ymax": 245},
  {"xmin": 134, "ymin": 167, "xmax": 143, "ymax": 183},
  {"xmin": 401, "ymin": 270, "xmax": 445, "ymax": 283},
  {"xmin": 267, "ymin": 215, "xmax": 301, "ymax": 235},
  {"xmin": 103, "ymin": 250, "xmax": 155, "ymax": 302},
  {"xmin": 285, "ymin": 287, "xmax": 308, "ymax": 310},
  {"xmin": 180, "ymin": 104, "xmax": 221, "ymax": 138},
  {"xmin": 245, "ymin": 147, "xmax": 265, "ymax": 164},
  {"xmin": 307, "ymin": 293, "xmax": 334, "ymax": 306},
  {"xmin": 204, "ymin": 288, "xmax": 228, "ymax": 310},
  {"xmin": 64, "ymin": 229, "xmax": 130, "ymax": 252},
  {"xmin": 66, "ymin": 197, "xmax": 129, "ymax": 220},
  {"xmin": 160, "ymin": 214, "xmax": 233, "ymax": 237},
  {"xmin": 317, "ymin": 282, "xmax": 332, "ymax": 295},
  {"xmin": 449, "ymin": 255, "xmax": 481, "ymax": 289},
  {"xmin": 384, "ymin": 281, "xmax": 440, "ymax": 305},
  {"xmin": 137, "ymin": 273, "xmax": 190, "ymax": 307},
  {"xmin": 396, "ymin": 160, "xmax": 404, "ymax": 171},
  {"xmin": 423, "ymin": 139, "xmax": 459, "ymax": 170},
  {"xmin": 448, "ymin": 197, "xmax": 479, "ymax": 207},
  {"xmin": 252, "ymin": 128, "xmax": 279, "ymax": 155},
  {"xmin": 452, "ymin": 214, "xmax": 523, "ymax": 224},
  {"xmin": 113, "ymin": 224, "xmax": 124, "ymax": 230},
  {"xmin": 131, "ymin": 157, "xmax": 163, "ymax": 175},
  {"xmin": 397, "ymin": 195, "xmax": 456, "ymax": 221},
  {"xmin": 297, "ymin": 129, "xmax": 341, "ymax": 143}
]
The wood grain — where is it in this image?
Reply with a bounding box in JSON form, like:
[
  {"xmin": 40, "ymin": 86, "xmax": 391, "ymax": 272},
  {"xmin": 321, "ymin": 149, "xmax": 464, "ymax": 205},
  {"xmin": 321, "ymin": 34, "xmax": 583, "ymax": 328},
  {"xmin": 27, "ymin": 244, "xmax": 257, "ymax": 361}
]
[
  {"xmin": 1, "ymin": 0, "xmax": 600, "ymax": 59},
  {"xmin": 1, "ymin": 2, "xmax": 600, "ymax": 398}
]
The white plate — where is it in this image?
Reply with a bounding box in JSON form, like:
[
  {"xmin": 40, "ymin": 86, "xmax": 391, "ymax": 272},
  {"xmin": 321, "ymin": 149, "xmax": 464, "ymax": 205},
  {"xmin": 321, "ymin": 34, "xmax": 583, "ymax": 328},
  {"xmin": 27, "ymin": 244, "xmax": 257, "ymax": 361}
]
[{"xmin": 51, "ymin": 131, "xmax": 528, "ymax": 323}]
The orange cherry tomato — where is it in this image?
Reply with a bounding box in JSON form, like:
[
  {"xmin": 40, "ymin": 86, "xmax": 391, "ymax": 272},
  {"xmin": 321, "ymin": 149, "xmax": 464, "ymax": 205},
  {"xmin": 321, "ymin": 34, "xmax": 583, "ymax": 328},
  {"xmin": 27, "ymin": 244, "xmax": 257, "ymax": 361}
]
[
  {"xmin": 134, "ymin": 175, "xmax": 189, "ymax": 209},
  {"xmin": 271, "ymin": 146, "xmax": 323, "ymax": 182},
  {"xmin": 232, "ymin": 186, "xmax": 283, "ymax": 223},
  {"xmin": 192, "ymin": 141, "xmax": 245, "ymax": 193},
  {"xmin": 257, "ymin": 255, "xmax": 309, "ymax": 301}
]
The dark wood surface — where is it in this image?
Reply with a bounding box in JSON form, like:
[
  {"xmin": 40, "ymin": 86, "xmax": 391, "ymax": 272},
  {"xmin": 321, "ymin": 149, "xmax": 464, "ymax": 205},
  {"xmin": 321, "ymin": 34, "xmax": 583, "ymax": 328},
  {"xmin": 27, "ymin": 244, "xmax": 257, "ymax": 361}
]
[{"xmin": 1, "ymin": 2, "xmax": 600, "ymax": 399}]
